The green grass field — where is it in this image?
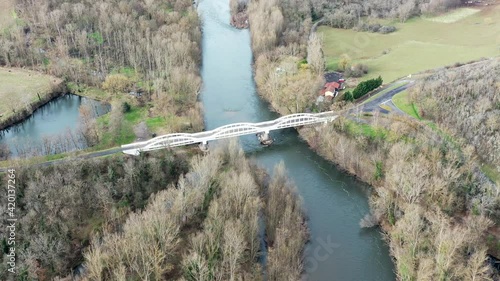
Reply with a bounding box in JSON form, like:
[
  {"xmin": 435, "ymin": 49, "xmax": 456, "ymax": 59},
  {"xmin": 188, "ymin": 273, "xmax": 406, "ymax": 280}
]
[
  {"xmin": 344, "ymin": 119, "xmax": 389, "ymax": 140},
  {"xmin": 0, "ymin": 68, "xmax": 60, "ymax": 124},
  {"xmin": 481, "ymin": 164, "xmax": 500, "ymax": 186},
  {"xmin": 319, "ymin": 5, "xmax": 500, "ymax": 83},
  {"xmin": 392, "ymin": 90, "xmax": 421, "ymax": 119},
  {"xmin": 96, "ymin": 105, "xmax": 172, "ymax": 148}
]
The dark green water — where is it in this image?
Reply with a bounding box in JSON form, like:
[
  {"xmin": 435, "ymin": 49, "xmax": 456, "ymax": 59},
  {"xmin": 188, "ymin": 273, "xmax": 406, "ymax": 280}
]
[{"xmin": 198, "ymin": 0, "xmax": 396, "ymax": 280}]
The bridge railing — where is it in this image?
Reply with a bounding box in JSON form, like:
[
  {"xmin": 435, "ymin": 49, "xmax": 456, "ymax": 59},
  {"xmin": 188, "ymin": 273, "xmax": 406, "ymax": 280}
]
[{"xmin": 122, "ymin": 111, "xmax": 338, "ymax": 155}]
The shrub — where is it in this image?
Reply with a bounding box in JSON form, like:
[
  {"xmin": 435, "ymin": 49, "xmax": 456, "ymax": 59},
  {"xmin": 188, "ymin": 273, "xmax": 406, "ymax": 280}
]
[
  {"xmin": 122, "ymin": 102, "xmax": 131, "ymax": 113},
  {"xmin": 352, "ymin": 76, "xmax": 383, "ymax": 99},
  {"xmin": 356, "ymin": 22, "xmax": 382, "ymax": 33},
  {"xmin": 346, "ymin": 63, "xmax": 368, "ymax": 78},
  {"xmin": 352, "ymin": 22, "xmax": 396, "ymax": 34},
  {"xmin": 102, "ymin": 74, "xmax": 131, "ymax": 94},
  {"xmin": 230, "ymin": 0, "xmax": 248, "ymax": 14},
  {"xmin": 379, "ymin": 25, "xmax": 396, "ymax": 34},
  {"xmin": 368, "ymin": 23, "xmax": 382, "ymax": 32},
  {"xmin": 343, "ymin": 91, "xmax": 354, "ymax": 102}
]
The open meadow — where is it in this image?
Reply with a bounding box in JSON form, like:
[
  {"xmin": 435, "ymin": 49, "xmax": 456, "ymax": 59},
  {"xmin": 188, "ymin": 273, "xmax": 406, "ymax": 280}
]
[
  {"xmin": 0, "ymin": 0, "xmax": 63, "ymax": 125},
  {"xmin": 0, "ymin": 68, "xmax": 61, "ymax": 124},
  {"xmin": 318, "ymin": 4, "xmax": 500, "ymax": 82}
]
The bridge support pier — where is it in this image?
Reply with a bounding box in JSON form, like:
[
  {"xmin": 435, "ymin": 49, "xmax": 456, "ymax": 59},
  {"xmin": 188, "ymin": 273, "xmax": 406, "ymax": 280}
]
[
  {"xmin": 199, "ymin": 141, "xmax": 209, "ymax": 152},
  {"xmin": 257, "ymin": 131, "xmax": 273, "ymax": 146}
]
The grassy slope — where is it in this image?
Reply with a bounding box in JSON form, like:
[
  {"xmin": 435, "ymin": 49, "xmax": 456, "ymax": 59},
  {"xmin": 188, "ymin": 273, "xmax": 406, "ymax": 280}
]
[
  {"xmin": 319, "ymin": 5, "xmax": 500, "ymax": 82},
  {"xmin": 0, "ymin": 1, "xmax": 62, "ymax": 124},
  {"xmin": 0, "ymin": 68, "xmax": 61, "ymax": 123},
  {"xmin": 392, "ymin": 90, "xmax": 421, "ymax": 119}
]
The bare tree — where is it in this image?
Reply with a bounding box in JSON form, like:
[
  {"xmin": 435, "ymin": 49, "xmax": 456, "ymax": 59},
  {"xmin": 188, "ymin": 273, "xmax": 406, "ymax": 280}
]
[{"xmin": 307, "ymin": 33, "xmax": 325, "ymax": 74}]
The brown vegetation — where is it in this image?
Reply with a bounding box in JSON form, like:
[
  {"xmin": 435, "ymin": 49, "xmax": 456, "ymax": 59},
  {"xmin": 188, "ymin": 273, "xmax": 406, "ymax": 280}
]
[
  {"xmin": 248, "ymin": 0, "xmax": 324, "ymax": 114},
  {"xmin": 311, "ymin": 0, "xmax": 465, "ymax": 27},
  {"xmin": 81, "ymin": 141, "xmax": 308, "ymax": 281},
  {"xmin": 410, "ymin": 59, "xmax": 500, "ymax": 170},
  {"xmin": 1, "ymin": 140, "xmax": 308, "ymax": 280},
  {"xmin": 0, "ymin": 150, "xmax": 190, "ymax": 280},
  {"xmin": 299, "ymin": 114, "xmax": 499, "ymax": 280},
  {"xmin": 180, "ymin": 142, "xmax": 262, "ymax": 280},
  {"xmin": 0, "ymin": 0, "xmax": 204, "ymax": 139},
  {"xmin": 247, "ymin": 0, "xmax": 499, "ymax": 279},
  {"xmin": 262, "ymin": 162, "xmax": 308, "ymax": 281},
  {"xmin": 230, "ymin": 0, "xmax": 249, "ymax": 29}
]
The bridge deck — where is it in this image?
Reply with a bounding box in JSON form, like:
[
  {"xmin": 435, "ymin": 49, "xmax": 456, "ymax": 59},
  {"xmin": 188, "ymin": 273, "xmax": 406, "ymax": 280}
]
[{"xmin": 122, "ymin": 111, "xmax": 338, "ymax": 155}]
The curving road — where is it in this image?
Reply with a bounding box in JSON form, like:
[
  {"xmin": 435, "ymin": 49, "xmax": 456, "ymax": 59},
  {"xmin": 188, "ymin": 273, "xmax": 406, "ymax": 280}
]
[{"xmin": 349, "ymin": 80, "xmax": 414, "ymax": 116}]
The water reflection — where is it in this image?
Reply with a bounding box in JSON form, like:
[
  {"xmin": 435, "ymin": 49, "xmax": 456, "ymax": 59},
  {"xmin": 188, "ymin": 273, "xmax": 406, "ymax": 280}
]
[
  {"xmin": 0, "ymin": 94, "xmax": 110, "ymax": 158},
  {"xmin": 197, "ymin": 0, "xmax": 396, "ymax": 279}
]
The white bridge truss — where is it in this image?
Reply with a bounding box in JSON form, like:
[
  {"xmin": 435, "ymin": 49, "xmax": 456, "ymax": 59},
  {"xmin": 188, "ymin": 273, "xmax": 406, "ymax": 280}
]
[{"xmin": 121, "ymin": 112, "xmax": 338, "ymax": 155}]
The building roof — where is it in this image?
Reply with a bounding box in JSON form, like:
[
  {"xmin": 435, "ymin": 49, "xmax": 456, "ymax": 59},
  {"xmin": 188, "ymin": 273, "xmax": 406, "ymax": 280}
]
[
  {"xmin": 324, "ymin": 72, "xmax": 343, "ymax": 83},
  {"xmin": 325, "ymin": 82, "xmax": 340, "ymax": 89},
  {"xmin": 320, "ymin": 83, "xmax": 340, "ymax": 96}
]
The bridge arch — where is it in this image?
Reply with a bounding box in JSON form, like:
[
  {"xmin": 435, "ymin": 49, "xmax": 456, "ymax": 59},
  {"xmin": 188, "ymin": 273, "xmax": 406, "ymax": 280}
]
[{"xmin": 122, "ymin": 111, "xmax": 339, "ymax": 155}]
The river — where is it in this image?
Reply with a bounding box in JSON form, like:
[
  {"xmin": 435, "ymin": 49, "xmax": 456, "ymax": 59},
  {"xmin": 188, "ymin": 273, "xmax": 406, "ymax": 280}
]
[
  {"xmin": 0, "ymin": 94, "xmax": 110, "ymax": 157},
  {"xmin": 197, "ymin": 0, "xmax": 396, "ymax": 280}
]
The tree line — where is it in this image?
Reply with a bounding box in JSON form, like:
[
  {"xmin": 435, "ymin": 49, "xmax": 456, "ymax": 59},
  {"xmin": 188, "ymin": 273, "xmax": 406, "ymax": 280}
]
[
  {"xmin": 311, "ymin": 0, "xmax": 467, "ymax": 28},
  {"xmin": 83, "ymin": 140, "xmax": 307, "ymax": 281},
  {"xmin": 344, "ymin": 76, "xmax": 383, "ymax": 101},
  {"xmin": 0, "ymin": 150, "xmax": 190, "ymax": 280}
]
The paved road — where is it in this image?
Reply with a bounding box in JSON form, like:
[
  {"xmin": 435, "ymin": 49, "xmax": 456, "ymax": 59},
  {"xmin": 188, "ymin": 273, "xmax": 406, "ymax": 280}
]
[
  {"xmin": 363, "ymin": 82, "xmax": 411, "ymax": 112},
  {"xmin": 0, "ymin": 147, "xmax": 125, "ymax": 173}
]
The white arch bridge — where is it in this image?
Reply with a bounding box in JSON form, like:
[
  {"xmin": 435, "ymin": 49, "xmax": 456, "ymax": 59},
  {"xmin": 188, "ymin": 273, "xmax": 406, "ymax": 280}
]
[{"xmin": 121, "ymin": 112, "xmax": 338, "ymax": 155}]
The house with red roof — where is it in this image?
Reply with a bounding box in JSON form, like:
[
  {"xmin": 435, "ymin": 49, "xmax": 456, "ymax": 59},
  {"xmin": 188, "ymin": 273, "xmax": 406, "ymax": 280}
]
[{"xmin": 319, "ymin": 79, "xmax": 345, "ymax": 101}]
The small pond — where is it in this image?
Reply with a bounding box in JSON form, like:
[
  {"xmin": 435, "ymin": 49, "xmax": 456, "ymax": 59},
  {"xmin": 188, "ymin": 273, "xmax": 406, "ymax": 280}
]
[{"xmin": 0, "ymin": 94, "xmax": 110, "ymax": 157}]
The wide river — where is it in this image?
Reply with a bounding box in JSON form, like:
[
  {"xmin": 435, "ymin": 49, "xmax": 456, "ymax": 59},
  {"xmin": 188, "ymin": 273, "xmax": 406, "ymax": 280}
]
[{"xmin": 198, "ymin": 0, "xmax": 396, "ymax": 280}]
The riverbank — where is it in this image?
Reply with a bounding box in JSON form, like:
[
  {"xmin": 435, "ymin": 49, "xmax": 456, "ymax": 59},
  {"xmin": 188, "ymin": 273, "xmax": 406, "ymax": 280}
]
[
  {"xmin": 0, "ymin": 0, "xmax": 204, "ymax": 157},
  {"xmin": 246, "ymin": 1, "xmax": 499, "ymax": 279},
  {"xmin": 0, "ymin": 68, "xmax": 66, "ymax": 130}
]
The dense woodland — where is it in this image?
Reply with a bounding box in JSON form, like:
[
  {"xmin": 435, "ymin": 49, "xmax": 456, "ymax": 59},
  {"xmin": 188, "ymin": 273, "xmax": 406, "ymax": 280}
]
[
  {"xmin": 246, "ymin": 0, "xmax": 500, "ymax": 280},
  {"xmin": 0, "ymin": 141, "xmax": 307, "ymax": 280},
  {"xmin": 0, "ymin": 0, "xmax": 203, "ymax": 131},
  {"xmin": 410, "ymin": 59, "xmax": 500, "ymax": 169},
  {"xmin": 248, "ymin": 0, "xmax": 324, "ymax": 114},
  {"xmin": 0, "ymin": 150, "xmax": 190, "ymax": 280},
  {"xmin": 311, "ymin": 0, "xmax": 467, "ymax": 27},
  {"xmin": 301, "ymin": 113, "xmax": 499, "ymax": 280}
]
